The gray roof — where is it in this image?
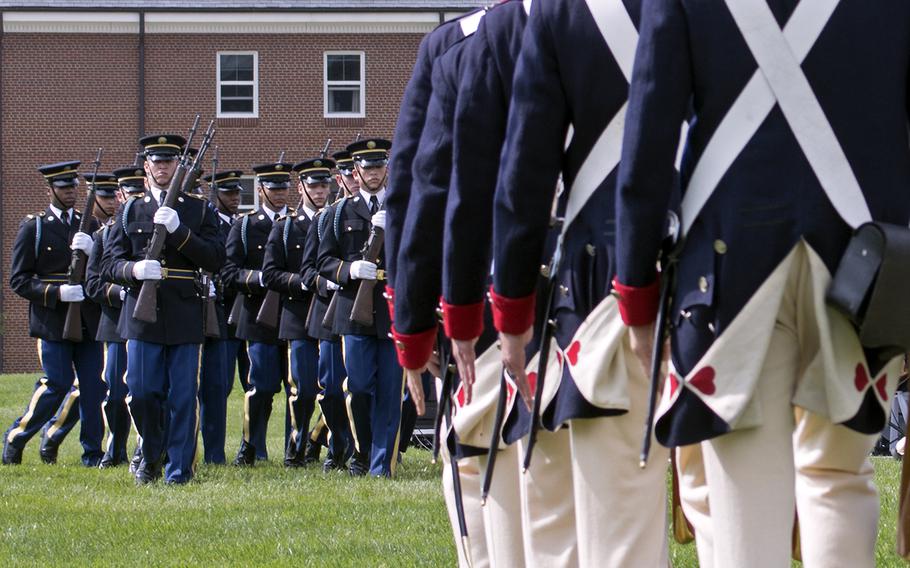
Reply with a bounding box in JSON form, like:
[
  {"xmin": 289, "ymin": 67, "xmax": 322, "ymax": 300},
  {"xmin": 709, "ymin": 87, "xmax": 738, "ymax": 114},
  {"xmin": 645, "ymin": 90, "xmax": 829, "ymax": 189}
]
[{"xmin": 0, "ymin": 0, "xmax": 489, "ymax": 10}]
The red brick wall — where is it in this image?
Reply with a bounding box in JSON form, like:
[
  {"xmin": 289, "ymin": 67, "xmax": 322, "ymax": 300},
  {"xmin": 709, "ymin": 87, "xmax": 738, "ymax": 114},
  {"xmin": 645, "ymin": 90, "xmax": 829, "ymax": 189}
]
[{"xmin": 0, "ymin": 31, "xmax": 422, "ymax": 372}]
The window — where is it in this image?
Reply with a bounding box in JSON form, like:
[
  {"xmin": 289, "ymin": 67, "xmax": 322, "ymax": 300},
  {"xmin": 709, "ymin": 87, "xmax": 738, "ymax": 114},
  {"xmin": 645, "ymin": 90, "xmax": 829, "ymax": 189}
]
[
  {"xmin": 237, "ymin": 176, "xmax": 258, "ymax": 211},
  {"xmin": 217, "ymin": 52, "xmax": 258, "ymax": 118},
  {"xmin": 324, "ymin": 51, "xmax": 365, "ymax": 118}
]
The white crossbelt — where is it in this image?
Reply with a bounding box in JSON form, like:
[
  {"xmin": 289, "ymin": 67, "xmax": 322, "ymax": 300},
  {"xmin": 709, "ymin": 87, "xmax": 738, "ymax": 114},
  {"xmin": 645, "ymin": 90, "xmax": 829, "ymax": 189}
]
[
  {"xmin": 561, "ymin": 0, "xmax": 639, "ymax": 235},
  {"xmin": 681, "ymin": 0, "xmax": 872, "ymax": 235}
]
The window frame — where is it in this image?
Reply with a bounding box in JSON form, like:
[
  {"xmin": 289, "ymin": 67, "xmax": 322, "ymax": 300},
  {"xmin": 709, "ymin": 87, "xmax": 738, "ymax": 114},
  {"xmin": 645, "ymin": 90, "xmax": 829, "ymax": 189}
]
[
  {"xmin": 216, "ymin": 51, "xmax": 259, "ymax": 119},
  {"xmin": 323, "ymin": 50, "xmax": 366, "ymax": 119},
  {"xmin": 236, "ymin": 175, "xmax": 259, "ymax": 212}
]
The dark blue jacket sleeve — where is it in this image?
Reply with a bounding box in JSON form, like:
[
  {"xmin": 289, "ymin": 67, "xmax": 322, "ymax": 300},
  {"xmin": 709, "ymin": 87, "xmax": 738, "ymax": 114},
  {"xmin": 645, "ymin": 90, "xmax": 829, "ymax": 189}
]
[{"xmin": 615, "ymin": 0, "xmax": 692, "ymax": 288}]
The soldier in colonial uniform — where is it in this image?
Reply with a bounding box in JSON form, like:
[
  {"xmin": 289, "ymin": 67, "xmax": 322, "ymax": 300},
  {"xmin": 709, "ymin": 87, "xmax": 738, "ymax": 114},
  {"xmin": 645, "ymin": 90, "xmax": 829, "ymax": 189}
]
[
  {"xmin": 37, "ymin": 171, "xmax": 121, "ymax": 468},
  {"xmin": 317, "ymin": 138, "xmax": 401, "ymax": 477},
  {"xmin": 198, "ymin": 169, "xmax": 244, "ymax": 464},
  {"xmin": 3, "ymin": 161, "xmax": 103, "ymax": 465},
  {"xmin": 489, "ymin": 1, "xmax": 677, "ymax": 565},
  {"xmin": 84, "ymin": 168, "xmax": 143, "ymax": 468},
  {"xmin": 615, "ymin": 2, "xmax": 910, "ymax": 566},
  {"xmin": 104, "ymin": 134, "xmax": 224, "ymax": 484},
  {"xmin": 226, "ymin": 161, "xmax": 293, "ymax": 466},
  {"xmin": 261, "ymin": 157, "xmax": 333, "ymax": 466},
  {"xmin": 331, "ymin": 150, "xmax": 360, "ymax": 199}
]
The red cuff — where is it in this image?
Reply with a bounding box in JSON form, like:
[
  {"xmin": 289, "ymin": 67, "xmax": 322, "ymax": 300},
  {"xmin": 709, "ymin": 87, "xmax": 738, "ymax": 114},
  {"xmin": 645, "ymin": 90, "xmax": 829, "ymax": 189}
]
[
  {"xmin": 490, "ymin": 286, "xmax": 536, "ymax": 335},
  {"xmin": 612, "ymin": 276, "xmax": 660, "ymax": 326},
  {"xmin": 384, "ymin": 286, "xmax": 395, "ymax": 323},
  {"xmin": 392, "ymin": 325, "xmax": 437, "ymax": 370},
  {"xmin": 442, "ymin": 300, "xmax": 485, "ymax": 341}
]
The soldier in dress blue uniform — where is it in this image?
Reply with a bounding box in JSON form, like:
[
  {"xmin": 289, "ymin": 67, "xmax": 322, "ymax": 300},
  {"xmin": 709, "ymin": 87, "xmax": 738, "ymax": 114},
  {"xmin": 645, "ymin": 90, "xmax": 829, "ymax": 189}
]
[
  {"xmin": 317, "ymin": 138, "xmax": 402, "ymax": 477},
  {"xmin": 84, "ymin": 169, "xmax": 141, "ymax": 469},
  {"xmin": 301, "ymin": 158, "xmax": 352, "ymax": 472},
  {"xmin": 37, "ymin": 171, "xmax": 121, "ymax": 468},
  {"xmin": 226, "ymin": 161, "xmax": 293, "ymax": 466},
  {"xmin": 261, "ymin": 157, "xmax": 333, "ymax": 466},
  {"xmin": 198, "ymin": 169, "xmax": 244, "ymax": 464},
  {"xmin": 104, "ymin": 134, "xmax": 225, "ymax": 484},
  {"xmin": 614, "ymin": 2, "xmax": 910, "ymax": 566},
  {"xmin": 3, "ymin": 161, "xmax": 104, "ymax": 466},
  {"xmin": 488, "ymin": 1, "xmax": 676, "ymax": 565}
]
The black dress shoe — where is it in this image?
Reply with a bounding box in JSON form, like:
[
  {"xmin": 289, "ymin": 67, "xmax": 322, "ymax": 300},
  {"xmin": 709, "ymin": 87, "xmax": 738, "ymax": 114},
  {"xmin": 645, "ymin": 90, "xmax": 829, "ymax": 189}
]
[
  {"xmin": 322, "ymin": 456, "xmax": 347, "ymax": 473},
  {"xmin": 83, "ymin": 455, "xmax": 103, "ymax": 468},
  {"xmin": 98, "ymin": 456, "xmax": 119, "ymax": 469},
  {"xmin": 38, "ymin": 442, "xmax": 58, "ymax": 465},
  {"xmin": 129, "ymin": 446, "xmax": 142, "ymax": 475},
  {"xmin": 303, "ymin": 438, "xmax": 321, "ymax": 466},
  {"xmin": 348, "ymin": 452, "xmax": 369, "ymax": 477},
  {"xmin": 2, "ymin": 439, "xmax": 22, "ymax": 465},
  {"xmin": 134, "ymin": 459, "xmax": 162, "ymax": 485},
  {"xmin": 232, "ymin": 443, "xmax": 256, "ymax": 467}
]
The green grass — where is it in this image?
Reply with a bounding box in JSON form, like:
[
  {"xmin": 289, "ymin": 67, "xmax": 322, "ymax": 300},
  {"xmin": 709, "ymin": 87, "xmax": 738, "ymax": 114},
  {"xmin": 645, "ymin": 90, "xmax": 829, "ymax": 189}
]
[{"xmin": 0, "ymin": 372, "xmax": 906, "ymax": 566}]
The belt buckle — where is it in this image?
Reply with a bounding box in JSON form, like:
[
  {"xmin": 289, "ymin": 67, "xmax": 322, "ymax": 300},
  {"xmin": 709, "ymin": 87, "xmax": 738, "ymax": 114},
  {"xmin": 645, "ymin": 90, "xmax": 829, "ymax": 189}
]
[
  {"xmin": 161, "ymin": 267, "xmax": 169, "ymax": 279},
  {"xmin": 376, "ymin": 269, "xmax": 385, "ymax": 281}
]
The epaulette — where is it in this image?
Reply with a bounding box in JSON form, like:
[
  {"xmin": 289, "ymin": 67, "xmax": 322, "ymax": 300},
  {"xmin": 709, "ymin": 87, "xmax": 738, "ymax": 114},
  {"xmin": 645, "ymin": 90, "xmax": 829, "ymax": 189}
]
[
  {"xmin": 240, "ymin": 210, "xmax": 256, "ymax": 216},
  {"xmin": 186, "ymin": 193, "xmax": 208, "ymax": 201}
]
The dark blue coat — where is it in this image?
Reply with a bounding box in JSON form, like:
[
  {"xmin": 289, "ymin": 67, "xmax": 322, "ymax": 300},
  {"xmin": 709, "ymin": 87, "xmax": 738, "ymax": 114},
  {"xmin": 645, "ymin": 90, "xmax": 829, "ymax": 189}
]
[
  {"xmin": 393, "ymin": 37, "xmax": 473, "ymax": 337},
  {"xmin": 492, "ymin": 0, "xmax": 642, "ymax": 428},
  {"xmin": 441, "ymin": 1, "xmax": 528, "ymax": 310},
  {"xmin": 317, "ymin": 195, "xmax": 393, "ymax": 338},
  {"xmin": 616, "ymin": 0, "xmax": 910, "ymax": 444},
  {"xmin": 301, "ymin": 207, "xmax": 336, "ymax": 341},
  {"xmin": 385, "ymin": 11, "xmax": 477, "ymax": 291},
  {"xmin": 262, "ymin": 211, "xmax": 314, "ymax": 341},
  {"xmin": 85, "ymin": 221, "xmax": 125, "ymax": 344},
  {"xmin": 223, "ymin": 207, "xmax": 284, "ymax": 345},
  {"xmin": 106, "ymin": 192, "xmax": 225, "ymax": 345},
  {"xmin": 9, "ymin": 207, "xmax": 101, "ymax": 342}
]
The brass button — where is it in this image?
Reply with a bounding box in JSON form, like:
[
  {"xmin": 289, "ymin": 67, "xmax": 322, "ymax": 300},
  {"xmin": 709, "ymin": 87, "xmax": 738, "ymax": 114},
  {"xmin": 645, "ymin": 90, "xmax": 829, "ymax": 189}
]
[
  {"xmin": 585, "ymin": 243, "xmax": 596, "ymax": 257},
  {"xmin": 713, "ymin": 239, "xmax": 728, "ymax": 255},
  {"xmin": 698, "ymin": 276, "xmax": 708, "ymax": 293},
  {"xmin": 137, "ymin": 228, "xmax": 143, "ymax": 233},
  {"xmin": 559, "ymin": 285, "xmax": 569, "ymax": 297}
]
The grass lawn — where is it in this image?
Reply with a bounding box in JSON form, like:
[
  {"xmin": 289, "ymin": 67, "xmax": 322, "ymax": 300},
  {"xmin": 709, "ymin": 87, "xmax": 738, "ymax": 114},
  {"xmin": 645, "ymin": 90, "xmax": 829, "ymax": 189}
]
[{"xmin": 0, "ymin": 372, "xmax": 906, "ymax": 566}]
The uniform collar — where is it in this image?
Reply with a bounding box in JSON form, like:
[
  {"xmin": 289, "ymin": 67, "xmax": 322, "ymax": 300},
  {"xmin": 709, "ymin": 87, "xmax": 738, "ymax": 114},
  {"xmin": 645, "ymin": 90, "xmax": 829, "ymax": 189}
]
[
  {"xmin": 358, "ymin": 188, "xmax": 386, "ymax": 206},
  {"xmin": 261, "ymin": 203, "xmax": 287, "ymax": 221},
  {"xmin": 301, "ymin": 205, "xmax": 317, "ymax": 220},
  {"xmin": 218, "ymin": 211, "xmax": 233, "ymax": 225},
  {"xmin": 48, "ymin": 203, "xmax": 74, "ymax": 221}
]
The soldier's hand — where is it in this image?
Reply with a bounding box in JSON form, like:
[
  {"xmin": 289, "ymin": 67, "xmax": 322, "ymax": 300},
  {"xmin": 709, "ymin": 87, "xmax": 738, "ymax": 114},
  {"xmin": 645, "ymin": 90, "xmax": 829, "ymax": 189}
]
[
  {"xmin": 500, "ymin": 328, "xmax": 533, "ymax": 410},
  {"xmin": 133, "ymin": 259, "xmax": 163, "ymax": 281},
  {"xmin": 451, "ymin": 337, "xmax": 479, "ymax": 406},
  {"xmin": 427, "ymin": 350, "xmax": 441, "ymax": 378},
  {"xmin": 208, "ymin": 281, "xmax": 217, "ymax": 298},
  {"xmin": 349, "ymin": 260, "xmax": 377, "ymax": 280},
  {"xmin": 405, "ymin": 367, "xmax": 426, "ymax": 416},
  {"xmin": 326, "ymin": 280, "xmax": 341, "ymax": 291},
  {"xmin": 300, "ymin": 282, "xmax": 310, "ymax": 292},
  {"xmin": 59, "ymin": 284, "xmax": 85, "ymax": 303},
  {"xmin": 119, "ymin": 288, "xmax": 127, "ymax": 301},
  {"xmin": 153, "ymin": 206, "xmax": 180, "ymax": 234},
  {"xmin": 371, "ymin": 210, "xmax": 386, "ymax": 230},
  {"xmin": 70, "ymin": 232, "xmax": 93, "ymax": 256}
]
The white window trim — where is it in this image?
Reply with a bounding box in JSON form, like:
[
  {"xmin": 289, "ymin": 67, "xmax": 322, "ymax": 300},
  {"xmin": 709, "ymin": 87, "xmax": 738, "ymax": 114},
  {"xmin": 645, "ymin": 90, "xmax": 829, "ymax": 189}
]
[
  {"xmin": 324, "ymin": 51, "xmax": 366, "ymax": 119},
  {"xmin": 237, "ymin": 176, "xmax": 260, "ymax": 212},
  {"xmin": 217, "ymin": 51, "xmax": 259, "ymax": 119}
]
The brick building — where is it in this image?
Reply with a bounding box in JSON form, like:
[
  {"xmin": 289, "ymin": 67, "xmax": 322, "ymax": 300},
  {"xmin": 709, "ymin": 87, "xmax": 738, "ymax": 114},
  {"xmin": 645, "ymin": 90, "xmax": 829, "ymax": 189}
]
[{"xmin": 0, "ymin": 0, "xmax": 485, "ymax": 372}]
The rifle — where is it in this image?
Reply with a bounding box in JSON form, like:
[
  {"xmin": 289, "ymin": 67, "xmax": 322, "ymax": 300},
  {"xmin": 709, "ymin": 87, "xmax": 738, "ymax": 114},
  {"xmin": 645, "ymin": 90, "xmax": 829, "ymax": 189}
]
[
  {"xmin": 432, "ymin": 333, "xmax": 454, "ymax": 464},
  {"xmin": 133, "ymin": 115, "xmax": 216, "ymax": 323},
  {"xmin": 481, "ymin": 369, "xmax": 509, "ymax": 506},
  {"xmin": 639, "ymin": 211, "xmax": 680, "ymax": 468},
  {"xmin": 350, "ymin": 202, "xmax": 385, "ymax": 326},
  {"xmin": 322, "ymin": 289, "xmax": 338, "ymax": 329},
  {"xmin": 320, "ymin": 139, "xmax": 332, "ymax": 159},
  {"xmin": 202, "ymin": 145, "xmax": 221, "ymax": 338},
  {"xmin": 256, "ymin": 149, "xmax": 290, "ymax": 329},
  {"xmin": 437, "ymin": 346, "xmax": 471, "ymax": 566},
  {"xmin": 62, "ymin": 147, "xmax": 104, "ymax": 342}
]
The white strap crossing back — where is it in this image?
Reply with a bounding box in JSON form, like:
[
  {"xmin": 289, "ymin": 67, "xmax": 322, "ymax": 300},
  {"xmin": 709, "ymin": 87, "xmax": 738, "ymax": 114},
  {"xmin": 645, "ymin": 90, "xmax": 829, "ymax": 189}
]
[
  {"xmin": 681, "ymin": 0, "xmax": 872, "ymax": 235},
  {"xmin": 561, "ymin": 0, "xmax": 639, "ymax": 235}
]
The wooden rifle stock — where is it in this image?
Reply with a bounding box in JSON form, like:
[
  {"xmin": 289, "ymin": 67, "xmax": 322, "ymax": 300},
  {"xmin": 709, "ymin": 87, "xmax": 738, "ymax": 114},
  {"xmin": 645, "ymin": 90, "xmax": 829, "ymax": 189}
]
[
  {"xmin": 228, "ymin": 294, "xmax": 243, "ymax": 326},
  {"xmin": 350, "ymin": 225, "xmax": 384, "ymax": 326},
  {"xmin": 201, "ymin": 271, "xmax": 220, "ymax": 338},
  {"xmin": 256, "ymin": 290, "xmax": 281, "ymax": 329},
  {"xmin": 322, "ymin": 292, "xmax": 338, "ymax": 330},
  {"xmin": 63, "ymin": 147, "xmax": 104, "ymax": 342}
]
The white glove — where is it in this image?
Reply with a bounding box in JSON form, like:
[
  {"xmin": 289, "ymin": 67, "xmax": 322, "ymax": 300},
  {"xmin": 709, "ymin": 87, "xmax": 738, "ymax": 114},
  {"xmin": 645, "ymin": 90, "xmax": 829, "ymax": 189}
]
[
  {"xmin": 154, "ymin": 206, "xmax": 180, "ymax": 234},
  {"xmin": 327, "ymin": 281, "xmax": 340, "ymax": 291},
  {"xmin": 133, "ymin": 259, "xmax": 162, "ymax": 281},
  {"xmin": 371, "ymin": 210, "xmax": 386, "ymax": 230},
  {"xmin": 300, "ymin": 282, "xmax": 310, "ymax": 292},
  {"xmin": 119, "ymin": 288, "xmax": 126, "ymax": 301},
  {"xmin": 208, "ymin": 281, "xmax": 217, "ymax": 298},
  {"xmin": 349, "ymin": 260, "xmax": 377, "ymax": 281},
  {"xmin": 257, "ymin": 271, "xmax": 264, "ymax": 287},
  {"xmin": 59, "ymin": 284, "xmax": 84, "ymax": 303},
  {"xmin": 71, "ymin": 232, "xmax": 93, "ymax": 256}
]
